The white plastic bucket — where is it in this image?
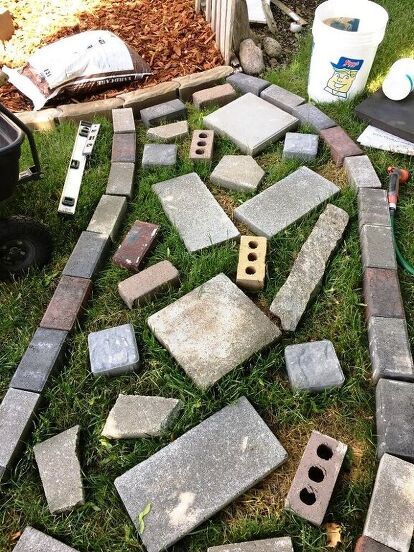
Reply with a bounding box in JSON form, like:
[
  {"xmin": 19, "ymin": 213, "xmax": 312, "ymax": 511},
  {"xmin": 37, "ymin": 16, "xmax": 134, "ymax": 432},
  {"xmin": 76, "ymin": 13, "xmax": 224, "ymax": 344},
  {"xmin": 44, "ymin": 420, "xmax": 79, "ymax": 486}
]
[{"xmin": 308, "ymin": 0, "xmax": 389, "ymax": 103}]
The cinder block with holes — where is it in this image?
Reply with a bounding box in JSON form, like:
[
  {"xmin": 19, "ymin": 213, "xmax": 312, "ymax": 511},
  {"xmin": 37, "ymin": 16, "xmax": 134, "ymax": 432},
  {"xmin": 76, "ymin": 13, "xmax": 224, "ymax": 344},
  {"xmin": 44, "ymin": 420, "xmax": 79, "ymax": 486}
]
[
  {"xmin": 285, "ymin": 430, "xmax": 347, "ymax": 526},
  {"xmin": 236, "ymin": 236, "xmax": 267, "ymax": 291},
  {"xmin": 190, "ymin": 130, "xmax": 214, "ymax": 161}
]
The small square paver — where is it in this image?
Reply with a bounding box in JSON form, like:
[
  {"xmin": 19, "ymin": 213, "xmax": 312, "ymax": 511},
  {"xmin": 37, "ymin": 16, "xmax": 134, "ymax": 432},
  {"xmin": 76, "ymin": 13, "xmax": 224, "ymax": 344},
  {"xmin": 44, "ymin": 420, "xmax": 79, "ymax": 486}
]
[
  {"xmin": 62, "ymin": 231, "xmax": 108, "ymax": 279},
  {"xmin": 142, "ymin": 144, "xmax": 177, "ymax": 168},
  {"xmin": 106, "ymin": 162, "xmax": 135, "ymax": 198},
  {"xmin": 363, "ymin": 267, "xmax": 404, "ymax": 320},
  {"xmin": 283, "ymin": 132, "xmax": 319, "ymax": 161},
  {"xmin": 88, "ymin": 323, "xmax": 139, "ymax": 376},
  {"xmin": 284, "ymin": 340, "xmax": 345, "ymax": 392},
  {"xmin": 260, "ymin": 84, "xmax": 305, "ymax": 114},
  {"xmin": 227, "ymin": 73, "xmax": 270, "ymax": 96},
  {"xmin": 148, "ymin": 273, "xmax": 280, "ymax": 388},
  {"xmin": 13, "ymin": 527, "xmax": 80, "ymax": 552},
  {"xmin": 140, "ymin": 99, "xmax": 187, "ymax": 128},
  {"xmin": 147, "ymin": 120, "xmax": 189, "ymax": 143},
  {"xmin": 360, "ymin": 225, "xmax": 397, "ymax": 270},
  {"xmin": 291, "ymin": 103, "xmax": 336, "ymax": 132},
  {"xmin": 207, "ymin": 537, "xmax": 294, "ymax": 552},
  {"xmin": 358, "ymin": 189, "xmax": 390, "ymax": 230},
  {"xmin": 210, "ymin": 155, "xmax": 264, "ymax": 192},
  {"xmin": 320, "ymin": 126, "xmax": 363, "ymax": 167},
  {"xmin": 204, "ymin": 93, "xmax": 298, "ymax": 155},
  {"xmin": 344, "ymin": 155, "xmax": 382, "ymax": 189}
]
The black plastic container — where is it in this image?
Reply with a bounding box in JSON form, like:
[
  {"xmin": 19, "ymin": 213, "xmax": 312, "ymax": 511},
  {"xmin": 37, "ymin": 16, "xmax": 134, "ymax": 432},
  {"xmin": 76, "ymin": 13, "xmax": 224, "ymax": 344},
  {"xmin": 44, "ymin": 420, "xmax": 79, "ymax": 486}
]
[{"xmin": 0, "ymin": 111, "xmax": 24, "ymax": 201}]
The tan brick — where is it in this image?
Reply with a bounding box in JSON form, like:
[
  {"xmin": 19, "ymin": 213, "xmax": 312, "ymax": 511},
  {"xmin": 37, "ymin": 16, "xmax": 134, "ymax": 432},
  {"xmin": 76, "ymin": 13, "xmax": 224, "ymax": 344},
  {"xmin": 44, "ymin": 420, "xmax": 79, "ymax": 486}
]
[
  {"xmin": 15, "ymin": 109, "xmax": 60, "ymax": 131},
  {"xmin": 174, "ymin": 66, "xmax": 234, "ymax": 101},
  {"xmin": 57, "ymin": 98, "xmax": 123, "ymax": 123},
  {"xmin": 118, "ymin": 82, "xmax": 179, "ymax": 115},
  {"xmin": 192, "ymin": 83, "xmax": 237, "ymax": 110},
  {"xmin": 236, "ymin": 236, "xmax": 267, "ymax": 291},
  {"xmin": 189, "ymin": 130, "xmax": 214, "ymax": 161}
]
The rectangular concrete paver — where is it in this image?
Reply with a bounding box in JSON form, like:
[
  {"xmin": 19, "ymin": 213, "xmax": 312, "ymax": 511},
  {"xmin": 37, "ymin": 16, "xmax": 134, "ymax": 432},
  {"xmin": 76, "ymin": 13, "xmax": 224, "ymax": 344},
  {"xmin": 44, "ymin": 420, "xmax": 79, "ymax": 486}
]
[
  {"xmin": 13, "ymin": 527, "xmax": 80, "ymax": 552},
  {"xmin": 360, "ymin": 225, "xmax": 397, "ymax": 270},
  {"xmin": 193, "ymin": 83, "xmax": 237, "ymax": 109},
  {"xmin": 87, "ymin": 194, "xmax": 127, "ymax": 241},
  {"xmin": 111, "ymin": 133, "xmax": 136, "ymax": 163},
  {"xmin": 106, "ymin": 163, "xmax": 135, "ymax": 198},
  {"xmin": 112, "ymin": 108, "xmax": 135, "ymax": 134},
  {"xmin": 113, "ymin": 220, "xmax": 159, "ymax": 272},
  {"xmin": 363, "ymin": 268, "xmax": 404, "ymax": 319},
  {"xmin": 227, "ymin": 73, "xmax": 270, "ymax": 96},
  {"xmin": 291, "ymin": 103, "xmax": 336, "ymax": 132},
  {"xmin": 140, "ymin": 99, "xmax": 187, "ymax": 128},
  {"xmin": 283, "ymin": 132, "xmax": 319, "ymax": 161},
  {"xmin": 115, "ymin": 396, "xmax": 288, "ymax": 552},
  {"xmin": 207, "ymin": 537, "xmax": 294, "ymax": 551},
  {"xmin": 175, "ymin": 66, "xmax": 234, "ymax": 101},
  {"xmin": 260, "ymin": 84, "xmax": 305, "ymax": 114},
  {"xmin": 63, "ymin": 231, "xmax": 108, "ymax": 279},
  {"xmin": 88, "ymin": 323, "xmax": 139, "ymax": 376},
  {"xmin": 147, "ymin": 120, "xmax": 189, "ymax": 143},
  {"xmin": 358, "ymin": 189, "xmax": 390, "ymax": 230},
  {"xmin": 148, "ymin": 273, "xmax": 280, "ymax": 388},
  {"xmin": 142, "ymin": 144, "xmax": 177, "ymax": 168},
  {"xmin": 153, "ymin": 173, "xmax": 240, "ymax": 253},
  {"xmin": 320, "ymin": 126, "xmax": 363, "ymax": 166},
  {"xmin": 355, "ymin": 536, "xmax": 396, "ymax": 552},
  {"xmin": 344, "ymin": 155, "xmax": 382, "ymax": 189}
]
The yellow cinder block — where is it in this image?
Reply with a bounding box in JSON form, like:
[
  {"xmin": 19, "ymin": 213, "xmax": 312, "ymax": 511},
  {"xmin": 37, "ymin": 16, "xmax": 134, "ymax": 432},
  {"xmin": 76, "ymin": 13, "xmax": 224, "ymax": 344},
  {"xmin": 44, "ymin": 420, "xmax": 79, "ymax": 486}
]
[{"xmin": 236, "ymin": 235, "xmax": 267, "ymax": 291}]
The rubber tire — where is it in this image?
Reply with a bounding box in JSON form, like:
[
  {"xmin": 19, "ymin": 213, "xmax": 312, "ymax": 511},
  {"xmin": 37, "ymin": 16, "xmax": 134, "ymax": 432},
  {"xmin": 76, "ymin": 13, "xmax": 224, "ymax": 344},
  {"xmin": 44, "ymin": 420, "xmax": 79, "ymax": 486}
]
[{"xmin": 0, "ymin": 216, "xmax": 52, "ymax": 280}]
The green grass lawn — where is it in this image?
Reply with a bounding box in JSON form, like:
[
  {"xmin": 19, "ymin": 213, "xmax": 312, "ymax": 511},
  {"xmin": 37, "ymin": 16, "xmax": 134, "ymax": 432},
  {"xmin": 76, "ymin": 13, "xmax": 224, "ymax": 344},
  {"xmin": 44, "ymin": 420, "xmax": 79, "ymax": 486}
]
[{"xmin": 1, "ymin": 0, "xmax": 414, "ymax": 549}]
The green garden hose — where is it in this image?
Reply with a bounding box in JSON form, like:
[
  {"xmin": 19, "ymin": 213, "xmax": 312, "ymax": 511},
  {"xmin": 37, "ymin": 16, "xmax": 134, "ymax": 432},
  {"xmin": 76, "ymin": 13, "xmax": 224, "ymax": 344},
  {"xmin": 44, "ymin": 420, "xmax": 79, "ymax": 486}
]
[{"xmin": 390, "ymin": 210, "xmax": 414, "ymax": 276}]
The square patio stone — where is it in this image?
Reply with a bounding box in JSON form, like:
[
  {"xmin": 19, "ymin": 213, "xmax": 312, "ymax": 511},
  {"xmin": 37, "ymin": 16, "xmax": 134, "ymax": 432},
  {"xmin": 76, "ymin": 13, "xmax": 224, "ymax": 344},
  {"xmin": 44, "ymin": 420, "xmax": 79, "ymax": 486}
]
[
  {"xmin": 148, "ymin": 273, "xmax": 280, "ymax": 388},
  {"xmin": 142, "ymin": 144, "xmax": 177, "ymax": 168},
  {"xmin": 203, "ymin": 93, "xmax": 298, "ymax": 155},
  {"xmin": 210, "ymin": 155, "xmax": 265, "ymax": 192},
  {"xmin": 283, "ymin": 132, "xmax": 319, "ymax": 161},
  {"xmin": 88, "ymin": 323, "xmax": 139, "ymax": 376}
]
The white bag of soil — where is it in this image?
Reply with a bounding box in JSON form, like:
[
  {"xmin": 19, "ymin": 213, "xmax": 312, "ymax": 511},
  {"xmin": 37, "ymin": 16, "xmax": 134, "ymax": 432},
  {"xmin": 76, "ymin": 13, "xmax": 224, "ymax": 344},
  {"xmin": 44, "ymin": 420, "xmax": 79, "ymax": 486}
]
[{"xmin": 3, "ymin": 30, "xmax": 152, "ymax": 110}]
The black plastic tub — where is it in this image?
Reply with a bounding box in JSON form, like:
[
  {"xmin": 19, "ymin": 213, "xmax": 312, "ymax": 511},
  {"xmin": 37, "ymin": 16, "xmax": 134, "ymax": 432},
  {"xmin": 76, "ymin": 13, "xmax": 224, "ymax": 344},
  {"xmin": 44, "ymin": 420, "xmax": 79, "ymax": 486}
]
[{"xmin": 0, "ymin": 111, "xmax": 24, "ymax": 201}]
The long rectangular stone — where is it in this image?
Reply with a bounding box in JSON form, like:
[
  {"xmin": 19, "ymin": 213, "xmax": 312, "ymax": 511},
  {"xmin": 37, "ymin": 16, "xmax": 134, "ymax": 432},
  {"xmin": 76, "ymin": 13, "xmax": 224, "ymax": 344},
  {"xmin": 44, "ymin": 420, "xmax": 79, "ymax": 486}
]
[
  {"xmin": 112, "ymin": 107, "xmax": 135, "ymax": 133},
  {"xmin": 106, "ymin": 163, "xmax": 135, "ymax": 198},
  {"xmin": 358, "ymin": 189, "xmax": 391, "ymax": 230},
  {"xmin": 227, "ymin": 73, "xmax": 270, "ymax": 96},
  {"xmin": 320, "ymin": 126, "xmax": 363, "ymax": 166},
  {"xmin": 87, "ymin": 194, "xmax": 127, "ymax": 241},
  {"xmin": 363, "ymin": 268, "xmax": 404, "ymax": 319},
  {"xmin": 13, "ymin": 527, "xmax": 80, "ymax": 552},
  {"xmin": 344, "ymin": 155, "xmax": 382, "ymax": 189},
  {"xmin": 208, "ymin": 537, "xmax": 294, "ymax": 551},
  {"xmin": 260, "ymin": 84, "xmax": 305, "ymax": 114},
  {"xmin": 115, "ymin": 397, "xmax": 288, "ymax": 552},
  {"xmin": 192, "ymin": 83, "xmax": 237, "ymax": 109},
  {"xmin": 111, "ymin": 133, "xmax": 136, "ymax": 163},
  {"xmin": 57, "ymin": 98, "xmax": 123, "ymax": 122},
  {"xmin": 147, "ymin": 120, "xmax": 189, "ymax": 143},
  {"xmin": 291, "ymin": 103, "xmax": 336, "ymax": 132},
  {"xmin": 10, "ymin": 327, "xmax": 68, "ymax": 393},
  {"xmin": 62, "ymin": 231, "xmax": 108, "ymax": 279},
  {"xmin": 152, "ymin": 172, "xmax": 239, "ymax": 253},
  {"xmin": 270, "ymin": 204, "xmax": 349, "ymax": 331},
  {"xmin": 360, "ymin": 225, "xmax": 397, "ymax": 270},
  {"xmin": 118, "ymin": 82, "xmax": 179, "ymax": 115},
  {"xmin": 113, "ymin": 220, "xmax": 159, "ymax": 272},
  {"xmin": 140, "ymin": 99, "xmax": 187, "ymax": 128},
  {"xmin": 363, "ymin": 453, "xmax": 414, "ymax": 551},
  {"xmin": 235, "ymin": 167, "xmax": 339, "ymax": 239}
]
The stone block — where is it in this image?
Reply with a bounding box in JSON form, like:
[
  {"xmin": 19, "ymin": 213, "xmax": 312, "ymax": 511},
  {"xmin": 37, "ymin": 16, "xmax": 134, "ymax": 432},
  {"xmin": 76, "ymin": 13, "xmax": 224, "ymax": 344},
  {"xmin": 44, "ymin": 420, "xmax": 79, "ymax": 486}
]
[
  {"xmin": 368, "ymin": 317, "xmax": 414, "ymax": 383},
  {"xmin": 358, "ymin": 189, "xmax": 390, "ymax": 230},
  {"xmin": 285, "ymin": 430, "xmax": 347, "ymax": 526},
  {"xmin": 113, "ymin": 220, "xmax": 159, "ymax": 272},
  {"xmin": 57, "ymin": 98, "xmax": 123, "ymax": 122},
  {"xmin": 226, "ymin": 73, "xmax": 270, "ymax": 96},
  {"xmin": 204, "ymin": 93, "xmax": 298, "ymax": 155},
  {"xmin": 283, "ymin": 132, "xmax": 319, "ymax": 161},
  {"xmin": 284, "ymin": 340, "xmax": 345, "ymax": 392},
  {"xmin": 62, "ymin": 231, "xmax": 108, "ymax": 279},
  {"xmin": 148, "ymin": 274, "xmax": 280, "ymax": 388},
  {"xmin": 10, "ymin": 327, "xmax": 68, "ymax": 393},
  {"xmin": 118, "ymin": 260, "xmax": 179, "ymax": 309},
  {"xmin": 270, "ymin": 204, "xmax": 349, "ymax": 331},
  {"xmin": 147, "ymin": 120, "xmax": 189, "ymax": 143},
  {"xmin": 16, "ymin": 108, "xmax": 60, "ymax": 132},
  {"xmin": 235, "ymin": 167, "xmax": 339, "ymax": 239},
  {"xmin": 142, "ymin": 144, "xmax": 177, "ymax": 168},
  {"xmin": 0, "ymin": 388, "xmax": 40, "ymax": 473},
  {"xmin": 112, "ymin": 107, "xmax": 135, "ymax": 133},
  {"xmin": 118, "ymin": 81, "xmax": 179, "ymax": 115},
  {"xmin": 40, "ymin": 276, "xmax": 92, "ymax": 332},
  {"xmin": 175, "ymin": 66, "xmax": 234, "ymax": 101},
  {"xmin": 115, "ymin": 397, "xmax": 288, "ymax": 552},
  {"xmin": 236, "ymin": 235, "xmax": 267, "ymax": 291},
  {"xmin": 192, "ymin": 83, "xmax": 237, "ymax": 109},
  {"xmin": 88, "ymin": 323, "xmax": 139, "ymax": 376},
  {"xmin": 152, "ymin": 173, "xmax": 239, "ymax": 253},
  {"xmin": 34, "ymin": 426, "xmax": 84, "ymax": 514},
  {"xmin": 376, "ymin": 379, "xmax": 414, "ymax": 461},
  {"xmin": 189, "ymin": 130, "xmax": 214, "ymax": 161},
  {"xmin": 102, "ymin": 394, "xmax": 182, "ymax": 439},
  {"xmin": 106, "ymin": 162, "xmax": 135, "ymax": 198},
  {"xmin": 363, "ymin": 453, "xmax": 414, "ymax": 551},
  {"xmin": 140, "ymin": 99, "xmax": 187, "ymax": 128},
  {"xmin": 13, "ymin": 527, "xmax": 79, "ymax": 552},
  {"xmin": 320, "ymin": 126, "xmax": 363, "ymax": 167},
  {"xmin": 291, "ymin": 103, "xmax": 336, "ymax": 132},
  {"xmin": 360, "ymin": 225, "xmax": 397, "ymax": 270},
  {"xmin": 111, "ymin": 132, "xmax": 136, "ymax": 163},
  {"xmin": 207, "ymin": 537, "xmax": 294, "ymax": 552},
  {"xmin": 210, "ymin": 155, "xmax": 264, "ymax": 192},
  {"xmin": 344, "ymin": 155, "xmax": 382, "ymax": 189},
  {"xmin": 363, "ymin": 268, "xmax": 404, "ymax": 319},
  {"xmin": 260, "ymin": 84, "xmax": 305, "ymax": 114},
  {"xmin": 87, "ymin": 194, "xmax": 127, "ymax": 241},
  {"xmin": 355, "ymin": 536, "xmax": 395, "ymax": 552}
]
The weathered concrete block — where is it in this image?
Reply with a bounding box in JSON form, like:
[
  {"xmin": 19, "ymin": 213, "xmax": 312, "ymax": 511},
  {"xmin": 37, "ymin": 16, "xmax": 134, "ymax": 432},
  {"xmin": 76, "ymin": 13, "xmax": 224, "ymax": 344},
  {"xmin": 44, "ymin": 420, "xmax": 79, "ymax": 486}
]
[
  {"xmin": 57, "ymin": 98, "xmax": 123, "ymax": 122},
  {"xmin": 284, "ymin": 340, "xmax": 345, "ymax": 392},
  {"xmin": 62, "ymin": 231, "xmax": 108, "ymax": 279},
  {"xmin": 115, "ymin": 397, "xmax": 287, "ymax": 552},
  {"xmin": 207, "ymin": 537, "xmax": 294, "ymax": 552},
  {"xmin": 368, "ymin": 317, "xmax": 414, "ymax": 383},
  {"xmin": 112, "ymin": 107, "xmax": 135, "ymax": 134},
  {"xmin": 270, "ymin": 204, "xmax": 349, "ymax": 331},
  {"xmin": 142, "ymin": 143, "xmax": 177, "ymax": 168},
  {"xmin": 355, "ymin": 536, "xmax": 395, "ymax": 552},
  {"xmin": 102, "ymin": 394, "xmax": 182, "ymax": 439},
  {"xmin": 175, "ymin": 66, "xmax": 234, "ymax": 101},
  {"xmin": 283, "ymin": 132, "xmax": 319, "ymax": 161},
  {"xmin": 192, "ymin": 83, "xmax": 237, "ymax": 109},
  {"xmin": 118, "ymin": 260, "xmax": 179, "ymax": 309},
  {"xmin": 118, "ymin": 81, "xmax": 179, "ymax": 115},
  {"xmin": 344, "ymin": 155, "xmax": 382, "ymax": 189},
  {"xmin": 34, "ymin": 426, "xmax": 84, "ymax": 514},
  {"xmin": 40, "ymin": 276, "xmax": 92, "ymax": 332},
  {"xmin": 88, "ymin": 323, "xmax": 139, "ymax": 376},
  {"xmin": 260, "ymin": 84, "xmax": 305, "ymax": 114},
  {"xmin": 10, "ymin": 327, "xmax": 68, "ymax": 393},
  {"xmin": 363, "ymin": 453, "xmax": 414, "ymax": 551},
  {"xmin": 235, "ymin": 167, "xmax": 339, "ymax": 238},
  {"xmin": 363, "ymin": 268, "xmax": 404, "ymax": 320},
  {"xmin": 285, "ymin": 430, "xmax": 347, "ymax": 526},
  {"xmin": 210, "ymin": 155, "xmax": 264, "ymax": 192},
  {"xmin": 113, "ymin": 220, "xmax": 159, "ymax": 272},
  {"xmin": 147, "ymin": 120, "xmax": 189, "ymax": 143},
  {"xmin": 13, "ymin": 526, "xmax": 80, "ymax": 552},
  {"xmin": 236, "ymin": 235, "xmax": 267, "ymax": 291},
  {"xmin": 291, "ymin": 103, "xmax": 336, "ymax": 132},
  {"xmin": 87, "ymin": 194, "xmax": 127, "ymax": 241},
  {"xmin": 111, "ymin": 132, "xmax": 136, "ymax": 163},
  {"xmin": 320, "ymin": 126, "xmax": 363, "ymax": 167},
  {"xmin": 148, "ymin": 274, "xmax": 280, "ymax": 388},
  {"xmin": 189, "ymin": 130, "xmax": 214, "ymax": 161},
  {"xmin": 360, "ymin": 225, "xmax": 397, "ymax": 270},
  {"xmin": 226, "ymin": 73, "xmax": 270, "ymax": 96},
  {"xmin": 106, "ymin": 162, "xmax": 135, "ymax": 198},
  {"xmin": 358, "ymin": 189, "xmax": 390, "ymax": 230},
  {"xmin": 140, "ymin": 99, "xmax": 187, "ymax": 128},
  {"xmin": 16, "ymin": 108, "xmax": 60, "ymax": 131}
]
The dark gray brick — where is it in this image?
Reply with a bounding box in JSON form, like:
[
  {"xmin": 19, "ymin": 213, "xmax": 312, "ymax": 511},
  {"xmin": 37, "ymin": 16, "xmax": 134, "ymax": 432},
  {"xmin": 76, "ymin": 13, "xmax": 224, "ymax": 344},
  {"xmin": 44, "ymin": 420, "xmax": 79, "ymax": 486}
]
[
  {"xmin": 111, "ymin": 133, "xmax": 136, "ymax": 163},
  {"xmin": 363, "ymin": 267, "xmax": 404, "ymax": 319},
  {"xmin": 358, "ymin": 189, "xmax": 390, "ymax": 230},
  {"xmin": 226, "ymin": 73, "xmax": 270, "ymax": 96},
  {"xmin": 360, "ymin": 225, "xmax": 397, "ymax": 270},
  {"xmin": 106, "ymin": 163, "xmax": 135, "ymax": 198},
  {"xmin": 260, "ymin": 84, "xmax": 305, "ymax": 114},
  {"xmin": 140, "ymin": 99, "xmax": 187, "ymax": 128},
  {"xmin": 291, "ymin": 103, "xmax": 336, "ymax": 132},
  {"xmin": 62, "ymin": 231, "xmax": 108, "ymax": 280}
]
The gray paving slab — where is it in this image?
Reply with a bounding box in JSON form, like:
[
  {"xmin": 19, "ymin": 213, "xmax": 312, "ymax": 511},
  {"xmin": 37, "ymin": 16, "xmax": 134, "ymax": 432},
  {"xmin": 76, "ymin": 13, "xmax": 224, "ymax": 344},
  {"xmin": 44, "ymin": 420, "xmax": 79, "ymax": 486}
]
[
  {"xmin": 13, "ymin": 527, "xmax": 79, "ymax": 552},
  {"xmin": 140, "ymin": 99, "xmax": 187, "ymax": 128},
  {"xmin": 88, "ymin": 323, "xmax": 139, "ymax": 377},
  {"xmin": 360, "ymin": 225, "xmax": 397, "ymax": 270},
  {"xmin": 115, "ymin": 396, "xmax": 288, "ymax": 552},
  {"xmin": 34, "ymin": 425, "xmax": 84, "ymax": 514},
  {"xmin": 106, "ymin": 162, "xmax": 135, "ymax": 198},
  {"xmin": 148, "ymin": 273, "xmax": 280, "ymax": 388},
  {"xmin": 344, "ymin": 155, "xmax": 382, "ymax": 189},
  {"xmin": 152, "ymin": 172, "xmax": 239, "ymax": 253},
  {"xmin": 210, "ymin": 155, "xmax": 265, "ymax": 192},
  {"xmin": 291, "ymin": 103, "xmax": 336, "ymax": 132},
  {"xmin": 235, "ymin": 167, "xmax": 340, "ymax": 239},
  {"xmin": 204, "ymin": 93, "xmax": 298, "ymax": 155},
  {"xmin": 142, "ymin": 144, "xmax": 177, "ymax": 168},
  {"xmin": 146, "ymin": 120, "xmax": 189, "ymax": 143},
  {"xmin": 283, "ymin": 132, "xmax": 319, "ymax": 161},
  {"xmin": 87, "ymin": 194, "xmax": 127, "ymax": 242},
  {"xmin": 358, "ymin": 189, "xmax": 391, "ymax": 230},
  {"xmin": 10, "ymin": 327, "xmax": 68, "ymax": 393},
  {"xmin": 226, "ymin": 73, "xmax": 270, "ymax": 96},
  {"xmin": 208, "ymin": 537, "xmax": 294, "ymax": 551},
  {"xmin": 363, "ymin": 453, "xmax": 414, "ymax": 552},
  {"xmin": 62, "ymin": 231, "xmax": 108, "ymax": 279},
  {"xmin": 284, "ymin": 340, "xmax": 344, "ymax": 392},
  {"xmin": 112, "ymin": 107, "xmax": 135, "ymax": 133},
  {"xmin": 260, "ymin": 84, "xmax": 305, "ymax": 114}
]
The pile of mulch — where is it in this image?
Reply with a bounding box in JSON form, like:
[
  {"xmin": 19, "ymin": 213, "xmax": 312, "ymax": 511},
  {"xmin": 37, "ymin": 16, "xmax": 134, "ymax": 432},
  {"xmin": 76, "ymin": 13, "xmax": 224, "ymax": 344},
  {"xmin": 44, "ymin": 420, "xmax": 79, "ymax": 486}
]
[{"xmin": 0, "ymin": 0, "xmax": 222, "ymax": 112}]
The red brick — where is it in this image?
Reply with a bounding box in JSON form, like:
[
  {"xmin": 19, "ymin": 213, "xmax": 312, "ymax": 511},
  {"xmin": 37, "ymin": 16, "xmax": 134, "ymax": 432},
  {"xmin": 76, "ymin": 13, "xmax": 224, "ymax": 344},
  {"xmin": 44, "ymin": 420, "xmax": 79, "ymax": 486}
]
[
  {"xmin": 113, "ymin": 221, "xmax": 159, "ymax": 272},
  {"xmin": 363, "ymin": 267, "xmax": 404, "ymax": 320},
  {"xmin": 320, "ymin": 126, "xmax": 362, "ymax": 167},
  {"xmin": 190, "ymin": 130, "xmax": 214, "ymax": 161},
  {"xmin": 40, "ymin": 276, "xmax": 92, "ymax": 331},
  {"xmin": 111, "ymin": 133, "xmax": 136, "ymax": 163},
  {"xmin": 192, "ymin": 83, "xmax": 237, "ymax": 110},
  {"xmin": 355, "ymin": 536, "xmax": 395, "ymax": 551}
]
